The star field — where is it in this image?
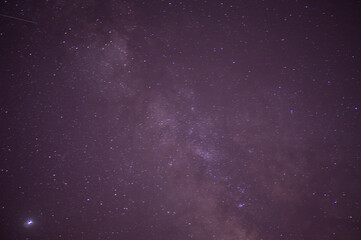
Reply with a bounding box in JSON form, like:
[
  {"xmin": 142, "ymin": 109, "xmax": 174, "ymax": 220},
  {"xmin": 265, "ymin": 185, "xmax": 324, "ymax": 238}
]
[{"xmin": 0, "ymin": 1, "xmax": 361, "ymax": 239}]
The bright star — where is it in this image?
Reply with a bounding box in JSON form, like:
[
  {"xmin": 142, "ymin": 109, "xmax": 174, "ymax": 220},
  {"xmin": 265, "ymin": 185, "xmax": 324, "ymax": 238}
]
[{"xmin": 24, "ymin": 219, "xmax": 34, "ymax": 228}]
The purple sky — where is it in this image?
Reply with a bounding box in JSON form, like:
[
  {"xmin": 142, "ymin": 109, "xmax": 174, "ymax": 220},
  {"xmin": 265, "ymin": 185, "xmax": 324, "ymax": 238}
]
[{"xmin": 0, "ymin": 1, "xmax": 361, "ymax": 239}]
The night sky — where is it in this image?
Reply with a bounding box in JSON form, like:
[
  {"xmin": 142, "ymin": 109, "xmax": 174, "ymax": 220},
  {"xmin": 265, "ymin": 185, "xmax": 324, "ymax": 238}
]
[{"xmin": 1, "ymin": 1, "xmax": 361, "ymax": 239}]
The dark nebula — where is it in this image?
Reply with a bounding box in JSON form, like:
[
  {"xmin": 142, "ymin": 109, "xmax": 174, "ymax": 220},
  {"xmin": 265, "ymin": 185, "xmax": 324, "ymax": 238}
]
[{"xmin": 0, "ymin": 1, "xmax": 361, "ymax": 239}]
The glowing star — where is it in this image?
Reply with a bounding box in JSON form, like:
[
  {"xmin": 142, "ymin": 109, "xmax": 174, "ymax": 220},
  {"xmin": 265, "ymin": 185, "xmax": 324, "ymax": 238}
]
[{"xmin": 24, "ymin": 219, "xmax": 34, "ymax": 228}]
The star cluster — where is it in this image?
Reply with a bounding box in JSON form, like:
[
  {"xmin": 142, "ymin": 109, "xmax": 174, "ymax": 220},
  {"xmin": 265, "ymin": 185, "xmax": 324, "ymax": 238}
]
[{"xmin": 0, "ymin": 1, "xmax": 361, "ymax": 239}]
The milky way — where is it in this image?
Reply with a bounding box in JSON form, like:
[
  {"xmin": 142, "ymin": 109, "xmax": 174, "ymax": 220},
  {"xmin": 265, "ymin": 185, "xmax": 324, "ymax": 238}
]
[{"xmin": 1, "ymin": 1, "xmax": 361, "ymax": 239}]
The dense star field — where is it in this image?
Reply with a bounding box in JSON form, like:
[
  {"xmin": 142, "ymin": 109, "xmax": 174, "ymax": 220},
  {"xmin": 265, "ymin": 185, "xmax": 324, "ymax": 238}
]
[{"xmin": 1, "ymin": 1, "xmax": 361, "ymax": 239}]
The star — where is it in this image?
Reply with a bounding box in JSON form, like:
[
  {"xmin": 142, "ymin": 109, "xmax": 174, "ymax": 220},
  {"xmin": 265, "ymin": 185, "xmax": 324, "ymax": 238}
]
[
  {"xmin": 1, "ymin": 1, "xmax": 360, "ymax": 239},
  {"xmin": 238, "ymin": 203, "xmax": 246, "ymax": 208},
  {"xmin": 24, "ymin": 219, "xmax": 34, "ymax": 228}
]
